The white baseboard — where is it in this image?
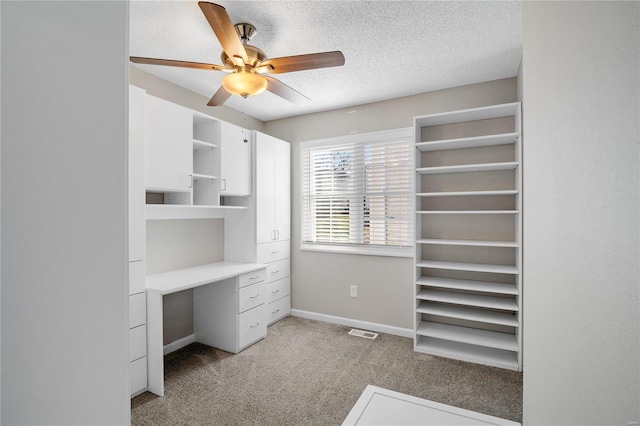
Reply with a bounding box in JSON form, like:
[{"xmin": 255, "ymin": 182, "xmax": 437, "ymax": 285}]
[
  {"xmin": 291, "ymin": 309, "xmax": 413, "ymax": 338},
  {"xmin": 163, "ymin": 333, "xmax": 196, "ymax": 355}
]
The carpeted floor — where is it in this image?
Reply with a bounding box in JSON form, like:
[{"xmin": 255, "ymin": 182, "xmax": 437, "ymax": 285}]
[{"xmin": 132, "ymin": 316, "xmax": 522, "ymax": 425}]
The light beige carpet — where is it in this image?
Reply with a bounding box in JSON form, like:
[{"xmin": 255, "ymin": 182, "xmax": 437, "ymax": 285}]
[{"xmin": 132, "ymin": 316, "xmax": 522, "ymax": 425}]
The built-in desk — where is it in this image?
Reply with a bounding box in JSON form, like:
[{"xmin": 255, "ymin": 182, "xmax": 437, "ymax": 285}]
[{"xmin": 146, "ymin": 262, "xmax": 267, "ymax": 396}]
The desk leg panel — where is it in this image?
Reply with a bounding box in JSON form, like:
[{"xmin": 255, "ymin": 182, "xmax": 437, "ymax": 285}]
[{"xmin": 146, "ymin": 290, "xmax": 164, "ymax": 396}]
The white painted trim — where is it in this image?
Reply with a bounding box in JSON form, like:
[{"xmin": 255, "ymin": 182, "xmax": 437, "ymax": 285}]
[
  {"xmin": 163, "ymin": 333, "xmax": 196, "ymax": 355},
  {"xmin": 291, "ymin": 309, "xmax": 413, "ymax": 338}
]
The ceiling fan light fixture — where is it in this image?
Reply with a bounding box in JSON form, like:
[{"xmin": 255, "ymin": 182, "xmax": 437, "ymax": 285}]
[{"xmin": 222, "ymin": 70, "xmax": 268, "ymax": 98}]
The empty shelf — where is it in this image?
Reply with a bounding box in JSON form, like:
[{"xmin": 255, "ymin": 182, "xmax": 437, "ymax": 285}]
[
  {"xmin": 416, "ymin": 238, "xmax": 518, "ymax": 247},
  {"xmin": 414, "ymin": 103, "xmax": 520, "ymax": 128},
  {"xmin": 416, "ymin": 161, "xmax": 518, "ymax": 175},
  {"xmin": 417, "ymin": 302, "xmax": 518, "ymax": 327},
  {"xmin": 192, "ymin": 173, "xmax": 217, "ymax": 180},
  {"xmin": 416, "ymin": 132, "xmax": 519, "ymax": 152},
  {"xmin": 193, "ymin": 139, "xmax": 218, "ymax": 148},
  {"xmin": 417, "ymin": 210, "xmax": 518, "ymax": 215},
  {"xmin": 416, "ymin": 190, "xmax": 519, "ymax": 197},
  {"xmin": 416, "ymin": 321, "xmax": 518, "ymax": 351},
  {"xmin": 416, "ymin": 276, "xmax": 518, "ymax": 295},
  {"xmin": 415, "ymin": 336, "xmax": 519, "ymax": 371},
  {"xmin": 416, "ymin": 260, "xmax": 518, "ymax": 274},
  {"xmin": 416, "ymin": 289, "xmax": 518, "ymax": 311}
]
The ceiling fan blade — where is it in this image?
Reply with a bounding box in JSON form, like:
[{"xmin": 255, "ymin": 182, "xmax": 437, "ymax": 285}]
[
  {"xmin": 264, "ymin": 76, "xmax": 310, "ymax": 104},
  {"xmin": 198, "ymin": 2, "xmax": 248, "ymax": 64},
  {"xmin": 259, "ymin": 51, "xmax": 345, "ymax": 74},
  {"xmin": 130, "ymin": 56, "xmax": 228, "ymax": 71},
  {"xmin": 207, "ymin": 86, "xmax": 231, "ymax": 106}
]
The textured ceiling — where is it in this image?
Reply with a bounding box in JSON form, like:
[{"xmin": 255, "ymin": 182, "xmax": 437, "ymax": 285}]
[{"xmin": 130, "ymin": 1, "xmax": 522, "ymax": 121}]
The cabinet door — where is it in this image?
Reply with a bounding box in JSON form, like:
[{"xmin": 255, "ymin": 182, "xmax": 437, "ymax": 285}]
[
  {"xmin": 145, "ymin": 95, "xmax": 192, "ymax": 192},
  {"xmin": 220, "ymin": 121, "xmax": 251, "ymax": 196},
  {"xmin": 128, "ymin": 86, "xmax": 146, "ymax": 262},
  {"xmin": 255, "ymin": 132, "xmax": 275, "ymax": 244},
  {"xmin": 273, "ymin": 139, "xmax": 291, "ymax": 241}
]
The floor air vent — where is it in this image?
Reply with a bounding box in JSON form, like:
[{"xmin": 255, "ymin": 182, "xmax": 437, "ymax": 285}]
[{"xmin": 348, "ymin": 329, "xmax": 378, "ymax": 339}]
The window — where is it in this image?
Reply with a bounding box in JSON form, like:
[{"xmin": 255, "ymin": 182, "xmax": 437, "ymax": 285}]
[{"xmin": 301, "ymin": 128, "xmax": 414, "ymax": 256}]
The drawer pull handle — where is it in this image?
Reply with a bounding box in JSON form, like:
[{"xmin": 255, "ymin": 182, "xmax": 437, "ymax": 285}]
[
  {"xmin": 271, "ymin": 251, "xmax": 279, "ymax": 254},
  {"xmin": 249, "ymin": 275, "xmax": 260, "ymax": 280},
  {"xmin": 250, "ymin": 294, "xmax": 260, "ymax": 299},
  {"xmin": 271, "ymin": 270, "xmax": 279, "ymax": 274},
  {"xmin": 250, "ymin": 322, "xmax": 260, "ymax": 328},
  {"xmin": 272, "ymin": 309, "xmax": 280, "ymax": 314},
  {"xmin": 272, "ymin": 289, "xmax": 280, "ymax": 294}
]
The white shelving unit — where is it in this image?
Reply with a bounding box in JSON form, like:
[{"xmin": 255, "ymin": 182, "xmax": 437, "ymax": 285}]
[
  {"xmin": 144, "ymin": 97, "xmax": 252, "ymax": 219},
  {"xmin": 413, "ymin": 102, "xmax": 522, "ymax": 371}
]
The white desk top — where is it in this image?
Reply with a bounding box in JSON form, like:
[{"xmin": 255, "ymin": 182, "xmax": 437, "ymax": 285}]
[{"xmin": 145, "ymin": 262, "xmax": 265, "ymax": 295}]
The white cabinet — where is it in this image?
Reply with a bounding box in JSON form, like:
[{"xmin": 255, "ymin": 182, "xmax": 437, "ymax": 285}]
[
  {"xmin": 255, "ymin": 132, "xmax": 290, "ymax": 244},
  {"xmin": 220, "ymin": 121, "xmax": 251, "ymax": 196},
  {"xmin": 413, "ymin": 102, "xmax": 522, "ymax": 371},
  {"xmin": 193, "ymin": 268, "xmax": 268, "ymax": 353},
  {"xmin": 145, "ymin": 95, "xmax": 192, "ymax": 192},
  {"xmin": 128, "ymin": 85, "xmax": 148, "ymax": 397},
  {"xmin": 254, "ymin": 132, "xmax": 291, "ymax": 324}
]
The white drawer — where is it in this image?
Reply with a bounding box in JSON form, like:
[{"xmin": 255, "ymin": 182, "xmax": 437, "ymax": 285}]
[
  {"xmin": 238, "ymin": 304, "xmax": 266, "ymax": 349},
  {"xmin": 129, "ymin": 292, "xmax": 146, "ymax": 328},
  {"xmin": 268, "ymin": 295, "xmax": 290, "ymax": 325},
  {"xmin": 238, "ymin": 281, "xmax": 266, "ymax": 313},
  {"xmin": 257, "ymin": 240, "xmax": 290, "ymax": 264},
  {"xmin": 267, "ymin": 277, "xmax": 290, "ymax": 303},
  {"xmin": 129, "ymin": 260, "xmax": 145, "ymax": 295},
  {"xmin": 130, "ymin": 356, "xmax": 147, "ymax": 396},
  {"xmin": 129, "ymin": 325, "xmax": 146, "ymax": 362},
  {"xmin": 238, "ymin": 268, "xmax": 266, "ymax": 288},
  {"xmin": 266, "ymin": 259, "xmax": 290, "ymax": 283}
]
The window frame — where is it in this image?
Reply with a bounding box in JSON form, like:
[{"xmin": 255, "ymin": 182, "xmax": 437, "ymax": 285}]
[{"xmin": 300, "ymin": 127, "xmax": 415, "ymax": 258}]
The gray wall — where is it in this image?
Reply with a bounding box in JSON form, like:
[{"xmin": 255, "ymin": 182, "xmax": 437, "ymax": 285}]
[
  {"xmin": 522, "ymin": 2, "xmax": 639, "ymax": 424},
  {"xmin": 1, "ymin": 1, "xmax": 129, "ymax": 424},
  {"xmin": 264, "ymin": 78, "xmax": 517, "ymax": 330}
]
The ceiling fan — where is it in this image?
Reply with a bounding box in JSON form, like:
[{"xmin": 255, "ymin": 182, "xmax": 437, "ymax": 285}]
[{"xmin": 130, "ymin": 1, "xmax": 345, "ymax": 107}]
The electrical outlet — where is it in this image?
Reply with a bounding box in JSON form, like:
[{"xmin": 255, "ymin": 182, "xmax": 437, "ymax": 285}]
[{"xmin": 350, "ymin": 285, "xmax": 358, "ymax": 298}]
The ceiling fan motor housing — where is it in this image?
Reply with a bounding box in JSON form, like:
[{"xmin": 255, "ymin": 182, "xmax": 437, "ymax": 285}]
[{"xmin": 220, "ymin": 23, "xmax": 267, "ymax": 68}]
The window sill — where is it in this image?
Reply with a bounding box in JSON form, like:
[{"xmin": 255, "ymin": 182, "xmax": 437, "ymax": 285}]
[{"xmin": 300, "ymin": 243, "xmax": 414, "ymax": 258}]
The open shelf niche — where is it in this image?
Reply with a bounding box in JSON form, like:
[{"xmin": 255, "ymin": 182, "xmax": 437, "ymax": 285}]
[{"xmin": 413, "ymin": 102, "xmax": 522, "ymax": 371}]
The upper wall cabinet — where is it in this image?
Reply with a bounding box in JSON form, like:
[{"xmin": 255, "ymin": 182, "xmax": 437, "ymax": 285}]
[
  {"xmin": 220, "ymin": 121, "xmax": 251, "ymax": 197},
  {"xmin": 145, "ymin": 95, "xmax": 192, "ymax": 193},
  {"xmin": 143, "ymin": 94, "xmax": 253, "ymax": 219}
]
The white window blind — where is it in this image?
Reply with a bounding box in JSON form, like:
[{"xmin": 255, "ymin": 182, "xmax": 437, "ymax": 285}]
[{"xmin": 302, "ymin": 129, "xmax": 413, "ymax": 254}]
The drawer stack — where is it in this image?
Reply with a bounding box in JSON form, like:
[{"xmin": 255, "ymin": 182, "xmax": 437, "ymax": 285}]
[
  {"xmin": 194, "ymin": 267, "xmax": 268, "ymax": 353},
  {"xmin": 129, "ymin": 260, "xmax": 147, "ymax": 395},
  {"xmin": 258, "ymin": 240, "xmax": 291, "ymax": 325}
]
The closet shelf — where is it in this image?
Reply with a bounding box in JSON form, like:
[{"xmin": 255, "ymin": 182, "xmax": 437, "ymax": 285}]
[
  {"xmin": 416, "ymin": 302, "xmax": 518, "ymax": 327},
  {"xmin": 415, "ymin": 336, "xmax": 519, "ymax": 371},
  {"xmin": 416, "ymin": 238, "xmax": 517, "ymax": 247},
  {"xmin": 416, "ymin": 260, "xmax": 518, "ymax": 275},
  {"xmin": 416, "ymin": 321, "xmax": 518, "ymax": 352},
  {"xmin": 146, "ymin": 204, "xmax": 246, "ymax": 220},
  {"xmin": 193, "ymin": 139, "xmax": 218, "ymax": 149},
  {"xmin": 416, "ymin": 161, "xmax": 518, "ymax": 175},
  {"xmin": 192, "ymin": 173, "xmax": 218, "ymax": 180},
  {"xmin": 416, "ymin": 210, "xmax": 519, "ymax": 215},
  {"xmin": 414, "ymin": 102, "xmax": 521, "ymax": 127},
  {"xmin": 415, "ymin": 132, "xmax": 519, "ymax": 152},
  {"xmin": 416, "ymin": 276, "xmax": 518, "ymax": 295},
  {"xmin": 416, "ymin": 289, "xmax": 518, "ymax": 311},
  {"xmin": 416, "ymin": 190, "xmax": 519, "ymax": 197}
]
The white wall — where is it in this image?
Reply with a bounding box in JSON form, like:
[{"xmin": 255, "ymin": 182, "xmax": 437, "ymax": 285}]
[
  {"xmin": 522, "ymin": 2, "xmax": 639, "ymax": 424},
  {"xmin": 1, "ymin": 2, "xmax": 130, "ymax": 424},
  {"xmin": 264, "ymin": 78, "xmax": 517, "ymax": 330}
]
